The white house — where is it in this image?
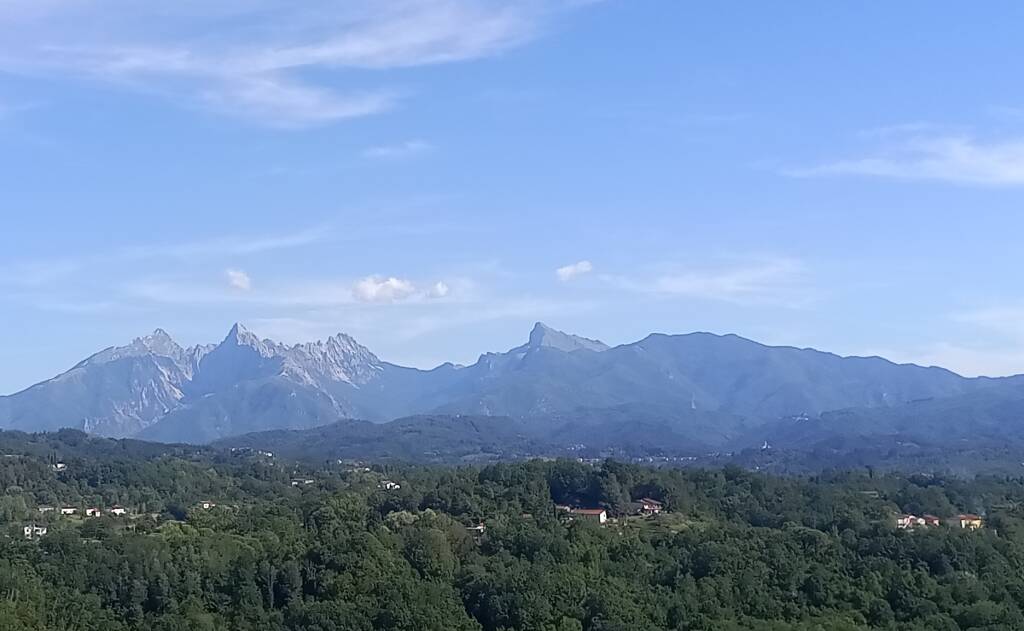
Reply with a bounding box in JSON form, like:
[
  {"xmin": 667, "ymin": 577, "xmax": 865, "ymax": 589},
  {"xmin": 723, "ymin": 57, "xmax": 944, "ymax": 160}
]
[
  {"xmin": 109, "ymin": 506, "xmax": 128, "ymax": 516},
  {"xmin": 569, "ymin": 508, "xmax": 608, "ymax": 524},
  {"xmin": 23, "ymin": 525, "xmax": 47, "ymax": 539},
  {"xmin": 638, "ymin": 498, "xmax": 664, "ymax": 515},
  {"xmin": 380, "ymin": 480, "xmax": 401, "ymax": 491},
  {"xmin": 85, "ymin": 507, "xmax": 102, "ymax": 517},
  {"xmin": 52, "ymin": 463, "xmax": 67, "ymax": 472},
  {"xmin": 896, "ymin": 514, "xmax": 925, "ymax": 529},
  {"xmin": 199, "ymin": 501, "xmax": 216, "ymax": 510},
  {"xmin": 60, "ymin": 507, "xmax": 77, "ymax": 516},
  {"xmin": 37, "ymin": 506, "xmax": 54, "ymax": 514}
]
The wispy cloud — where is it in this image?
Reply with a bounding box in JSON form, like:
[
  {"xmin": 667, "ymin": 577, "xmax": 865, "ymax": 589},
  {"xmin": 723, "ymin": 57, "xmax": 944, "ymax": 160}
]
[
  {"xmin": 117, "ymin": 227, "xmax": 328, "ymax": 261},
  {"xmin": 556, "ymin": 260, "xmax": 593, "ymax": 281},
  {"xmin": 871, "ymin": 305, "xmax": 1024, "ymax": 377},
  {"xmin": 873, "ymin": 342, "xmax": 1024, "ymax": 378},
  {"xmin": 953, "ymin": 305, "xmax": 1024, "ymax": 342},
  {"xmin": 604, "ymin": 257, "xmax": 811, "ymax": 306},
  {"xmin": 0, "ymin": 260, "xmax": 80, "ymax": 287},
  {"xmin": 200, "ymin": 78, "xmax": 399, "ymax": 127},
  {"xmin": 0, "ymin": 1, "xmax": 593, "ymax": 126},
  {"xmin": 363, "ymin": 139, "xmax": 432, "ymax": 159},
  {"xmin": 788, "ymin": 130, "xmax": 1024, "ymax": 186},
  {"xmin": 0, "ymin": 97, "xmax": 42, "ymax": 121},
  {"xmin": 0, "ymin": 227, "xmax": 328, "ymax": 294},
  {"xmin": 127, "ymin": 273, "xmax": 454, "ymax": 307},
  {"xmin": 1, "ymin": 226, "xmax": 324, "ymax": 282},
  {"xmin": 225, "ymin": 269, "xmax": 252, "ymax": 291}
]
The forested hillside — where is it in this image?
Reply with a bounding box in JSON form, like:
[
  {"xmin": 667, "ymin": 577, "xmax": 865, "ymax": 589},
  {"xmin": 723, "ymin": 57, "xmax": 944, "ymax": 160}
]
[{"xmin": 2, "ymin": 431, "xmax": 1024, "ymax": 629}]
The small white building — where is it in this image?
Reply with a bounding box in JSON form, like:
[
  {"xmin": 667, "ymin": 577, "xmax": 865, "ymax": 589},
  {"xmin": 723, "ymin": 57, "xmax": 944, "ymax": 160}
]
[
  {"xmin": 569, "ymin": 508, "xmax": 608, "ymax": 524},
  {"xmin": 896, "ymin": 514, "xmax": 925, "ymax": 529},
  {"xmin": 60, "ymin": 507, "xmax": 77, "ymax": 516},
  {"xmin": 109, "ymin": 506, "xmax": 128, "ymax": 516},
  {"xmin": 85, "ymin": 507, "xmax": 102, "ymax": 517},
  {"xmin": 52, "ymin": 463, "xmax": 67, "ymax": 472},
  {"xmin": 638, "ymin": 498, "xmax": 664, "ymax": 515},
  {"xmin": 37, "ymin": 506, "xmax": 54, "ymax": 514},
  {"xmin": 23, "ymin": 525, "xmax": 47, "ymax": 539},
  {"xmin": 199, "ymin": 501, "xmax": 216, "ymax": 510},
  {"xmin": 380, "ymin": 480, "xmax": 401, "ymax": 491}
]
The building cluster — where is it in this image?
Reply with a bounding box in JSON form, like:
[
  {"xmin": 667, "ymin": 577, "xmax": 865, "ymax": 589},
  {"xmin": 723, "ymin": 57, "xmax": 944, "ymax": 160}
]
[
  {"xmin": 38, "ymin": 505, "xmax": 129, "ymax": 518},
  {"xmin": 896, "ymin": 513, "xmax": 983, "ymax": 530},
  {"xmin": 554, "ymin": 497, "xmax": 668, "ymax": 526},
  {"xmin": 23, "ymin": 525, "xmax": 47, "ymax": 539}
]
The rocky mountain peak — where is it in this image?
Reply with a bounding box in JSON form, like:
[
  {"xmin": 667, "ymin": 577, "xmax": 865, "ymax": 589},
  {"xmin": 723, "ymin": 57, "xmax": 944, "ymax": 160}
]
[
  {"xmin": 136, "ymin": 328, "xmax": 183, "ymax": 358},
  {"xmin": 286, "ymin": 332, "xmax": 382, "ymax": 386},
  {"xmin": 222, "ymin": 323, "xmax": 276, "ymax": 357},
  {"xmin": 526, "ymin": 322, "xmax": 610, "ymax": 353}
]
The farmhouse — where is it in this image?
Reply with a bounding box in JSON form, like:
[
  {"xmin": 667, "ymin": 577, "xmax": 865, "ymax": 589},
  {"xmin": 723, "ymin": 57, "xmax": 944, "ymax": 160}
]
[
  {"xmin": 380, "ymin": 480, "xmax": 401, "ymax": 491},
  {"xmin": 638, "ymin": 498, "xmax": 664, "ymax": 515},
  {"xmin": 85, "ymin": 508, "xmax": 102, "ymax": 517},
  {"xmin": 109, "ymin": 506, "xmax": 128, "ymax": 516},
  {"xmin": 60, "ymin": 507, "xmax": 77, "ymax": 516},
  {"xmin": 896, "ymin": 514, "xmax": 924, "ymax": 529},
  {"xmin": 570, "ymin": 508, "xmax": 608, "ymax": 524},
  {"xmin": 952, "ymin": 514, "xmax": 983, "ymax": 529},
  {"xmin": 922, "ymin": 514, "xmax": 941, "ymax": 527},
  {"xmin": 37, "ymin": 506, "xmax": 54, "ymax": 514}
]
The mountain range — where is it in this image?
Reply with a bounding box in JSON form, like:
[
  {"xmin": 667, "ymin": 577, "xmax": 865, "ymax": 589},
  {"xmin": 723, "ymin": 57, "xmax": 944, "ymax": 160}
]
[{"xmin": 2, "ymin": 322, "xmax": 1024, "ymax": 457}]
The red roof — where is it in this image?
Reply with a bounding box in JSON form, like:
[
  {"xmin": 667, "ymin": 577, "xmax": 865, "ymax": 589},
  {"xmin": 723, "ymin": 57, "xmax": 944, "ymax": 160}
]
[{"xmin": 571, "ymin": 508, "xmax": 606, "ymax": 515}]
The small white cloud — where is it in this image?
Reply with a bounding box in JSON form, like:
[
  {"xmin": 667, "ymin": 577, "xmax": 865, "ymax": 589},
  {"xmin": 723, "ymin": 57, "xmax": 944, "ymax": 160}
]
[
  {"xmin": 556, "ymin": 260, "xmax": 593, "ymax": 282},
  {"xmin": 363, "ymin": 139, "xmax": 432, "ymax": 159},
  {"xmin": 352, "ymin": 276, "xmax": 454, "ymax": 303},
  {"xmin": 429, "ymin": 281, "xmax": 450, "ymax": 298},
  {"xmin": 226, "ymin": 268, "xmax": 252, "ymax": 291},
  {"xmin": 353, "ymin": 276, "xmax": 417, "ymax": 303}
]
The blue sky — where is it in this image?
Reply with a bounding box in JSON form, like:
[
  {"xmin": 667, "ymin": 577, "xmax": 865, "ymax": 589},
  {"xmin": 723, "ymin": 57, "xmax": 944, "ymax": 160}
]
[{"xmin": 3, "ymin": 1, "xmax": 1024, "ymax": 392}]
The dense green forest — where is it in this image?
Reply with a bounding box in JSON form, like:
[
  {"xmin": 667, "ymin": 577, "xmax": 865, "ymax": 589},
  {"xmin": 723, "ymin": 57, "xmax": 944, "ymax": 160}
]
[{"xmin": 3, "ymin": 431, "xmax": 1024, "ymax": 630}]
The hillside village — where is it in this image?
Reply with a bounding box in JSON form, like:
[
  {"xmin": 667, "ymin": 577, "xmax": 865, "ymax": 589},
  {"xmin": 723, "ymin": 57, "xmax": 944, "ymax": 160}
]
[
  {"xmin": 2, "ymin": 429, "xmax": 1024, "ymax": 629},
  {"xmin": 0, "ymin": 433, "xmax": 1006, "ymax": 550}
]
